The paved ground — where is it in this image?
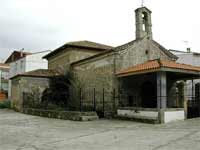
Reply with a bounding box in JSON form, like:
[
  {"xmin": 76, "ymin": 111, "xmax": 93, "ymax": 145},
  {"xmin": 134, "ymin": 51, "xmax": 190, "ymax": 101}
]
[{"xmin": 1, "ymin": 109, "xmax": 200, "ymax": 150}]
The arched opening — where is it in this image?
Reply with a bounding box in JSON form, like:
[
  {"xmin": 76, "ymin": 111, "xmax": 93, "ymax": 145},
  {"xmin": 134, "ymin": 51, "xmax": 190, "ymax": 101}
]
[
  {"xmin": 142, "ymin": 12, "xmax": 148, "ymax": 31},
  {"xmin": 141, "ymin": 81, "xmax": 157, "ymax": 108},
  {"xmin": 187, "ymin": 82, "xmax": 200, "ymax": 118},
  {"xmin": 195, "ymin": 83, "xmax": 200, "ymax": 101}
]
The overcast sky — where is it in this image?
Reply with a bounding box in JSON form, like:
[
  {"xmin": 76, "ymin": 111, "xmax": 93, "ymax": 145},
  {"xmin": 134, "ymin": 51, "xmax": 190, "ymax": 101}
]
[{"xmin": 0, "ymin": 0, "xmax": 200, "ymax": 62}]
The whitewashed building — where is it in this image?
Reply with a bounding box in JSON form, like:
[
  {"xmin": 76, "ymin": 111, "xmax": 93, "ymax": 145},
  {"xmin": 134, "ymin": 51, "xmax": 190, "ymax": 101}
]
[{"xmin": 0, "ymin": 64, "xmax": 9, "ymax": 91}]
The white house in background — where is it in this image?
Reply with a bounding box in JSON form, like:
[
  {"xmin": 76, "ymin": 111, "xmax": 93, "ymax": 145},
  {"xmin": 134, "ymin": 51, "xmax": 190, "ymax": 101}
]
[
  {"xmin": 8, "ymin": 50, "xmax": 51, "ymax": 98},
  {"xmin": 169, "ymin": 49, "xmax": 200, "ymax": 100},
  {"xmin": 9, "ymin": 50, "xmax": 50, "ymax": 78}
]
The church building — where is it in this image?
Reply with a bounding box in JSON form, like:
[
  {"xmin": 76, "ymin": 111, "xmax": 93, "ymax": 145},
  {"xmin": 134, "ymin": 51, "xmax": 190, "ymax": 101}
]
[
  {"xmin": 71, "ymin": 7, "xmax": 200, "ymax": 123},
  {"xmin": 11, "ymin": 6, "xmax": 200, "ymax": 123}
]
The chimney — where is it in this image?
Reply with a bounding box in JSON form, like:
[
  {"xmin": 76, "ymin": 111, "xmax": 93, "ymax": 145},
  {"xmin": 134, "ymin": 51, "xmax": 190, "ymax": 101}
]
[
  {"xmin": 187, "ymin": 48, "xmax": 191, "ymax": 53},
  {"xmin": 20, "ymin": 48, "xmax": 24, "ymax": 57}
]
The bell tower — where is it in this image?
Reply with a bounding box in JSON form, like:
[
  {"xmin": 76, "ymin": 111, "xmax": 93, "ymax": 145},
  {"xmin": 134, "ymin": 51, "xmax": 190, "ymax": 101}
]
[{"xmin": 135, "ymin": 7, "xmax": 152, "ymax": 40}]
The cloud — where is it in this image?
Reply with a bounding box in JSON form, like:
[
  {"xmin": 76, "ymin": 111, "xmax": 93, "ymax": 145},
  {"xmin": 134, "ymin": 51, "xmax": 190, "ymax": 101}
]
[{"xmin": 1, "ymin": 0, "xmax": 200, "ymax": 61}]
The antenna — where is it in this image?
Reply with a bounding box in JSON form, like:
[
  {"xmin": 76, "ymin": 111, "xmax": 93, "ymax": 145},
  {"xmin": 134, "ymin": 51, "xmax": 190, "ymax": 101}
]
[{"xmin": 20, "ymin": 48, "xmax": 25, "ymax": 57}]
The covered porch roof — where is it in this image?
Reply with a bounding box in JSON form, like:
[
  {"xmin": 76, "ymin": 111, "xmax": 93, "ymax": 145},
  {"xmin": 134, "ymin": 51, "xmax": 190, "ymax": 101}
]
[{"xmin": 116, "ymin": 59, "xmax": 200, "ymax": 79}]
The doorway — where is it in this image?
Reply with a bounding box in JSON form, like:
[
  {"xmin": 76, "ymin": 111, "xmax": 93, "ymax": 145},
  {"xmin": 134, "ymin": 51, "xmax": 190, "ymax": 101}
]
[{"xmin": 141, "ymin": 81, "xmax": 157, "ymax": 108}]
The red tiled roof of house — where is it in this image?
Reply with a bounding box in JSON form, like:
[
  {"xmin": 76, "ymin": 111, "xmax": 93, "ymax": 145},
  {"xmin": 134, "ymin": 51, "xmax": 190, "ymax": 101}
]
[
  {"xmin": 0, "ymin": 63, "xmax": 9, "ymax": 69},
  {"xmin": 4, "ymin": 51, "xmax": 32, "ymax": 64},
  {"xmin": 117, "ymin": 59, "xmax": 200, "ymax": 77},
  {"xmin": 160, "ymin": 60, "xmax": 200, "ymax": 71}
]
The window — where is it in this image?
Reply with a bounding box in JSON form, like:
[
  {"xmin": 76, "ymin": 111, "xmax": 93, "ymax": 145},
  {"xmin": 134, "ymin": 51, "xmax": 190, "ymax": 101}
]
[{"xmin": 142, "ymin": 12, "xmax": 148, "ymax": 31}]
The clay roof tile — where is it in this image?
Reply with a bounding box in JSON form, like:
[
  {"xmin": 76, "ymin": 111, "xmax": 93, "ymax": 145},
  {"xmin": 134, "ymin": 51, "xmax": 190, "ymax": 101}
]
[{"xmin": 117, "ymin": 59, "xmax": 200, "ymax": 77}]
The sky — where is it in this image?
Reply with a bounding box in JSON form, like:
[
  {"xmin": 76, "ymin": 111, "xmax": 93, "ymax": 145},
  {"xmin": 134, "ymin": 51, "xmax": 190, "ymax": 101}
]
[{"xmin": 0, "ymin": 0, "xmax": 200, "ymax": 62}]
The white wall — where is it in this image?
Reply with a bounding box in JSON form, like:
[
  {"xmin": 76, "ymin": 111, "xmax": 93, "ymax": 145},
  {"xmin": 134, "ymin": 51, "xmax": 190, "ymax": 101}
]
[
  {"xmin": 170, "ymin": 51, "xmax": 200, "ymax": 66},
  {"xmin": 0, "ymin": 68, "xmax": 9, "ymax": 92},
  {"xmin": 9, "ymin": 58, "xmax": 26, "ymax": 78},
  {"xmin": 164, "ymin": 110, "xmax": 185, "ymax": 123},
  {"xmin": 9, "ymin": 50, "xmax": 50, "ymax": 78},
  {"xmin": 25, "ymin": 51, "xmax": 49, "ymax": 72}
]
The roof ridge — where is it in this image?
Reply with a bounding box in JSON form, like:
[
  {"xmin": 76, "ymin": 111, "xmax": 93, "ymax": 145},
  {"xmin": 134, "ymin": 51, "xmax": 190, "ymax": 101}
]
[
  {"xmin": 43, "ymin": 40, "xmax": 113, "ymax": 59},
  {"xmin": 151, "ymin": 40, "xmax": 178, "ymax": 60}
]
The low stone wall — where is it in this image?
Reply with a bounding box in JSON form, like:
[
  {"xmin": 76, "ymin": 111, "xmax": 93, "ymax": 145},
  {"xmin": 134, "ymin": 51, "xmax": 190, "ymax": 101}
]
[
  {"xmin": 117, "ymin": 107, "xmax": 159, "ymax": 124},
  {"xmin": 23, "ymin": 108, "xmax": 99, "ymax": 121}
]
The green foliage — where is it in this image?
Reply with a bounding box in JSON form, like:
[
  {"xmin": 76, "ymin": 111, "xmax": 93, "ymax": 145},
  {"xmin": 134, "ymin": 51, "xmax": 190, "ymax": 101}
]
[{"xmin": 0, "ymin": 101, "xmax": 11, "ymax": 109}]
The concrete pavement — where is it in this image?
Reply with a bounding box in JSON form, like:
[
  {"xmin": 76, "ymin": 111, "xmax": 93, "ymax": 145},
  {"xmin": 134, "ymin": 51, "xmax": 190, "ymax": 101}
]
[{"xmin": 0, "ymin": 109, "xmax": 200, "ymax": 150}]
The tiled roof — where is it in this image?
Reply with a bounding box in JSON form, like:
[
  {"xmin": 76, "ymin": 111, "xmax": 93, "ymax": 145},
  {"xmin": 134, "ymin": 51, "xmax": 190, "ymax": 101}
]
[
  {"xmin": 161, "ymin": 60, "xmax": 200, "ymax": 71},
  {"xmin": 67, "ymin": 40, "xmax": 113, "ymax": 50},
  {"xmin": 117, "ymin": 59, "xmax": 200, "ymax": 77},
  {"xmin": 10, "ymin": 69, "xmax": 60, "ymax": 79},
  {"xmin": 5, "ymin": 51, "xmax": 32, "ymax": 64},
  {"xmin": 43, "ymin": 40, "xmax": 113, "ymax": 59},
  {"xmin": 71, "ymin": 39, "xmax": 178, "ymax": 67},
  {"xmin": 0, "ymin": 63, "xmax": 9, "ymax": 69},
  {"xmin": 71, "ymin": 50, "xmax": 113, "ymax": 66}
]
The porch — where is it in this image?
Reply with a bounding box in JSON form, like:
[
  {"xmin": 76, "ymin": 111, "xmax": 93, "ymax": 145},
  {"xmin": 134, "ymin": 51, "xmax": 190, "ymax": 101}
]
[{"xmin": 116, "ymin": 60, "xmax": 200, "ymax": 123}]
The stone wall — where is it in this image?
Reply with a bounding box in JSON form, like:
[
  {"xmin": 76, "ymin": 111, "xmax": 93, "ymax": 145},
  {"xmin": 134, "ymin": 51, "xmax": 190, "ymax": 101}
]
[
  {"xmin": 72, "ymin": 39, "xmax": 174, "ymax": 116},
  {"xmin": 23, "ymin": 108, "xmax": 98, "ymax": 121},
  {"xmin": 11, "ymin": 76, "xmax": 49, "ymax": 111},
  {"xmin": 48, "ymin": 48, "xmax": 100, "ymax": 70},
  {"xmin": 72, "ymin": 53, "xmax": 116, "ymax": 115},
  {"xmin": 115, "ymin": 38, "xmax": 172, "ymax": 72}
]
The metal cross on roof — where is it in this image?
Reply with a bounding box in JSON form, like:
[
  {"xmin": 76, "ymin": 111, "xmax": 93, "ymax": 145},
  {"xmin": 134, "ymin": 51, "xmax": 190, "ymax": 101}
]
[{"xmin": 141, "ymin": 0, "xmax": 145, "ymax": 7}]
